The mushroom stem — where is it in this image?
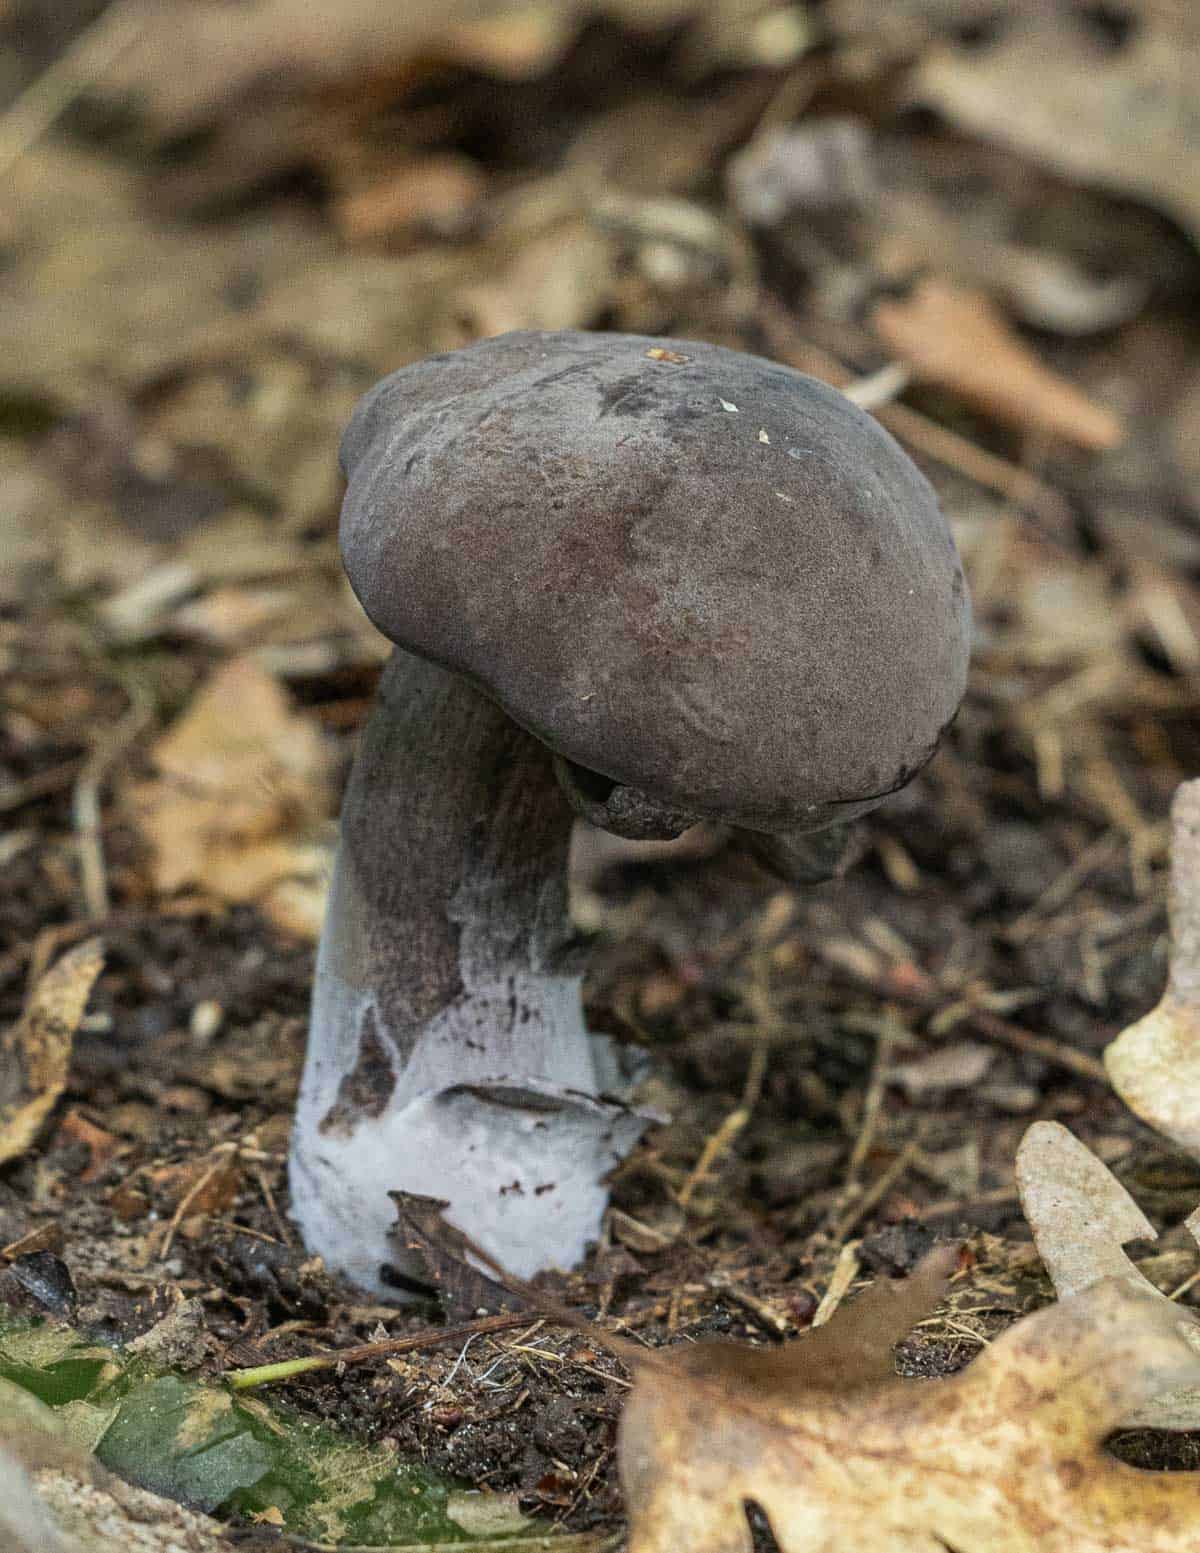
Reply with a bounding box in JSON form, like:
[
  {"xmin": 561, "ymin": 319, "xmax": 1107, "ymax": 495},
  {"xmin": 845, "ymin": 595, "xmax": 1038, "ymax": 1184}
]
[{"xmin": 290, "ymin": 650, "xmax": 645, "ymax": 1296}]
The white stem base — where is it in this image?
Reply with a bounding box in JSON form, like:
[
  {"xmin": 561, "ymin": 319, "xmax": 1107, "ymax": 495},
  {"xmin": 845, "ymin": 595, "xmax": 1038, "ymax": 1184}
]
[
  {"xmin": 291, "ymin": 961, "xmax": 645, "ymax": 1295},
  {"xmin": 292, "ymin": 1073, "xmax": 645, "ymax": 1296}
]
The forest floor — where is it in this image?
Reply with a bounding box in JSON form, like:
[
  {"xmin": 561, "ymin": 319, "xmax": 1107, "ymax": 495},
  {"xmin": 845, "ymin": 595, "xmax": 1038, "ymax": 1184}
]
[{"xmin": 3, "ymin": 1, "xmax": 1200, "ymax": 1546}]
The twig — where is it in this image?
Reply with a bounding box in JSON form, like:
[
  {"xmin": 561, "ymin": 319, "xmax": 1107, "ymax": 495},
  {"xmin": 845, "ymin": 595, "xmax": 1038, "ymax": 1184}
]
[
  {"xmin": 801, "ymin": 920, "xmax": 1111, "ymax": 1086},
  {"xmin": 72, "ymin": 778, "xmax": 109, "ymax": 922},
  {"xmin": 279, "ymin": 1535, "xmax": 614, "ymax": 1553},
  {"xmin": 677, "ymin": 956, "xmax": 773, "ymax": 1209},
  {"xmin": 673, "ymin": 906, "xmax": 794, "ymax": 1211},
  {"xmin": 706, "ymin": 1273, "xmax": 793, "ymax": 1338},
  {"xmin": 966, "ymin": 1007, "xmax": 1108, "ymax": 1084},
  {"xmin": 72, "ymin": 686, "xmax": 153, "ymax": 920},
  {"xmin": 840, "ymin": 361, "xmax": 912, "ymax": 412},
  {"xmin": 811, "ymin": 1241, "xmax": 861, "ymax": 1329},
  {"xmin": 211, "ymin": 1221, "xmax": 283, "ymax": 1246},
  {"xmin": 160, "ymin": 1145, "xmax": 238, "ymax": 1261},
  {"xmin": 1004, "ymin": 831, "xmax": 1125, "ymax": 942},
  {"xmin": 676, "ymin": 1074, "xmax": 760, "ymax": 1211},
  {"xmin": 0, "ymin": 0, "xmax": 148, "ymax": 177},
  {"xmin": 846, "ymin": 1012, "xmax": 903, "ymax": 1183},
  {"xmin": 1168, "ymin": 1269, "xmax": 1200, "ymax": 1303},
  {"xmin": 252, "ymin": 1164, "xmax": 294, "ymax": 1246},
  {"xmin": 918, "ymin": 1183, "xmax": 1020, "ymax": 1221},
  {"xmin": 6, "ymin": 900, "xmax": 217, "ymax": 994},
  {"xmin": 225, "ymin": 1311, "xmax": 537, "ymax": 1390},
  {"xmin": 832, "ymin": 1139, "xmax": 919, "ymax": 1243},
  {"xmin": 558, "ymin": 1452, "xmax": 608, "ymax": 1529},
  {"xmin": 811, "ymin": 1010, "xmax": 907, "ymax": 1248}
]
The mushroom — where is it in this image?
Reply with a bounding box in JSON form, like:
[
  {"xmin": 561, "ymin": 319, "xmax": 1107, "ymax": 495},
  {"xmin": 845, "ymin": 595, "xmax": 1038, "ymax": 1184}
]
[{"xmin": 290, "ymin": 329, "xmax": 971, "ymax": 1295}]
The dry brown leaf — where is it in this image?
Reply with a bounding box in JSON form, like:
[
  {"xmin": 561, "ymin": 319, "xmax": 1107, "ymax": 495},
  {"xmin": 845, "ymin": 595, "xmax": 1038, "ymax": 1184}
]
[
  {"xmin": 910, "ymin": 14, "xmax": 1200, "ymax": 248},
  {"xmin": 335, "ymin": 155, "xmax": 487, "ymax": 246},
  {"xmin": 871, "ymin": 277, "xmax": 1123, "ymax": 450},
  {"xmin": 0, "ymin": 143, "xmax": 443, "ymax": 426},
  {"xmin": 52, "ymin": 1109, "xmax": 121, "ymax": 1185},
  {"xmin": 96, "ymin": 0, "xmax": 573, "ymax": 131},
  {"xmin": 1016, "ymin": 1119, "xmax": 1200, "ymax": 1431},
  {"xmin": 1105, "ymin": 779, "xmax": 1200, "ymax": 1153},
  {"xmin": 619, "ymin": 1246, "xmax": 1200, "ymax": 1552},
  {"xmin": 94, "ymin": 0, "xmax": 807, "ymax": 134},
  {"xmin": 147, "ymin": 1154, "xmax": 242, "ymax": 1219},
  {"xmin": 0, "ymin": 941, "xmax": 103, "ymax": 1167},
  {"xmin": 127, "ymin": 657, "xmax": 331, "ymax": 938}
]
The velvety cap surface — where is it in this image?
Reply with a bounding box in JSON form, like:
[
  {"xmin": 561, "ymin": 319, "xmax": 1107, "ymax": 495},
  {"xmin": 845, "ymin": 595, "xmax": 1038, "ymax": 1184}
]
[{"xmin": 339, "ymin": 330, "xmax": 970, "ymax": 831}]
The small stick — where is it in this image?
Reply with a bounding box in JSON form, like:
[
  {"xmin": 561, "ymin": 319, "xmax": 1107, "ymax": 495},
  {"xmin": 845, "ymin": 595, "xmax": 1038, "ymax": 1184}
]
[
  {"xmin": 846, "ymin": 1012, "xmax": 903, "ymax": 1182},
  {"xmin": 1004, "ymin": 831, "xmax": 1124, "ymax": 942},
  {"xmin": 811, "ymin": 1242, "xmax": 861, "ymax": 1329},
  {"xmin": 72, "ymin": 778, "xmax": 109, "ymax": 922},
  {"xmin": 918, "ymin": 1184, "xmax": 1021, "ymax": 1221},
  {"xmin": 160, "ymin": 1145, "xmax": 238, "ymax": 1261},
  {"xmin": 225, "ymin": 1311, "xmax": 535, "ymax": 1391},
  {"xmin": 6, "ymin": 901, "xmax": 214, "ymax": 993},
  {"xmin": 0, "ymin": 0, "xmax": 147, "ymax": 176},
  {"xmin": 840, "ymin": 361, "xmax": 912, "ymax": 412},
  {"xmin": 0, "ymin": 760, "xmax": 83, "ymax": 812},
  {"xmin": 678, "ymin": 944, "xmax": 775, "ymax": 1209},
  {"xmin": 282, "ymin": 1527, "xmax": 612, "ymax": 1552},
  {"xmin": 707, "ymin": 1273, "xmax": 793, "ymax": 1338},
  {"xmin": 967, "ymin": 1007, "xmax": 1108, "ymax": 1083},
  {"xmin": 676, "ymin": 1085, "xmax": 756, "ymax": 1210},
  {"xmin": 810, "ymin": 1013, "xmax": 904, "ymax": 1252},
  {"xmin": 252, "ymin": 1164, "xmax": 294, "ymax": 1246},
  {"xmin": 72, "ymin": 689, "xmax": 153, "ymax": 920},
  {"xmin": 833, "ymin": 1140, "xmax": 919, "ymax": 1243}
]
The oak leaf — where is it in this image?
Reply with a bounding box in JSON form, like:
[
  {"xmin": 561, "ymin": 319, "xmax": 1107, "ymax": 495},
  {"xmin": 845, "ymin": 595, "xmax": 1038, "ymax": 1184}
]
[
  {"xmin": 1016, "ymin": 1119, "xmax": 1200, "ymax": 1432},
  {"xmin": 127, "ymin": 657, "xmax": 331, "ymax": 939},
  {"xmin": 94, "ymin": 0, "xmax": 807, "ymax": 134},
  {"xmin": 1105, "ymin": 779, "xmax": 1200, "ymax": 1154},
  {"xmin": 618, "ymin": 1246, "xmax": 1200, "ymax": 1552}
]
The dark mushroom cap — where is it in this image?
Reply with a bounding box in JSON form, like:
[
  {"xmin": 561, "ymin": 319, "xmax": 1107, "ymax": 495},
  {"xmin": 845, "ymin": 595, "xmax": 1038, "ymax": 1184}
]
[{"xmin": 339, "ymin": 330, "xmax": 970, "ymax": 834}]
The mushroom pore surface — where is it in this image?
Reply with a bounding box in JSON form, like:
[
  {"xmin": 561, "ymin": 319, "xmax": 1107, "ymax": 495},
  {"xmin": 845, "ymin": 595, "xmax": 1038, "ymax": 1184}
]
[{"xmin": 340, "ymin": 328, "xmax": 971, "ymax": 835}]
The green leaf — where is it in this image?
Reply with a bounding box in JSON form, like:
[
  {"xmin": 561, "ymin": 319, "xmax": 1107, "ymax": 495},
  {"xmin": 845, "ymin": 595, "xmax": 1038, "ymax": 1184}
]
[
  {"xmin": 0, "ymin": 1317, "xmax": 597, "ymax": 1548},
  {"xmin": 96, "ymin": 1374, "xmax": 276, "ymax": 1512},
  {"xmin": 0, "ymin": 1324, "xmax": 116, "ymax": 1407}
]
